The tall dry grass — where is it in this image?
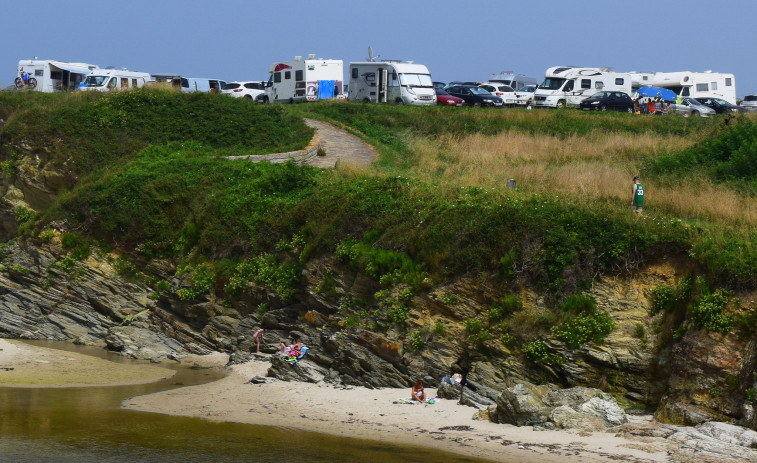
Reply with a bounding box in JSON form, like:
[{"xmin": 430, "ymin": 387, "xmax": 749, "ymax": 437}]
[{"xmin": 402, "ymin": 130, "xmax": 757, "ymax": 226}]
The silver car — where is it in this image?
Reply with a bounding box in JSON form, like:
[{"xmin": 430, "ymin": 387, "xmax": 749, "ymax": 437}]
[
  {"xmin": 665, "ymin": 97, "xmax": 716, "ymax": 117},
  {"xmin": 741, "ymin": 95, "xmax": 757, "ymax": 111}
]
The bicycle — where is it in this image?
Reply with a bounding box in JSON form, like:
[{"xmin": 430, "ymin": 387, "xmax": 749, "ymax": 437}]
[{"xmin": 14, "ymin": 75, "xmax": 38, "ymax": 89}]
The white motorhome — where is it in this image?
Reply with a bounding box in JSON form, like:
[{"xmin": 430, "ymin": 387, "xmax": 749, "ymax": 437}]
[
  {"xmin": 348, "ymin": 61, "xmax": 435, "ymax": 105},
  {"xmin": 262, "ymin": 54, "xmax": 344, "ymax": 103},
  {"xmin": 630, "ymin": 71, "xmax": 736, "ymax": 105},
  {"xmin": 15, "ymin": 59, "xmax": 99, "ymax": 92},
  {"xmin": 534, "ymin": 66, "xmax": 632, "ymax": 108},
  {"xmin": 79, "ymin": 68, "xmax": 153, "ymax": 92},
  {"xmin": 180, "ymin": 77, "xmax": 226, "ymax": 94},
  {"xmin": 488, "ymin": 71, "xmax": 537, "ymax": 91}
]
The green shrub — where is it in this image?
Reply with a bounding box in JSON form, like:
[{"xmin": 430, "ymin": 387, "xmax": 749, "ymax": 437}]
[
  {"xmin": 552, "ymin": 310, "xmax": 615, "ymax": 348},
  {"xmin": 650, "ymin": 285, "xmax": 676, "ymax": 315},
  {"xmin": 434, "ymin": 320, "xmax": 447, "ymax": 336},
  {"xmin": 488, "ymin": 295, "xmax": 522, "ymax": 323},
  {"xmin": 409, "ymin": 331, "xmax": 426, "ymax": 351},
  {"xmin": 634, "ymin": 323, "xmax": 648, "ymax": 342},
  {"xmin": 522, "ymin": 340, "xmax": 551, "ymax": 363},
  {"xmin": 691, "ymin": 288, "xmax": 734, "ymax": 333},
  {"xmin": 562, "ymin": 294, "xmax": 597, "ymax": 314},
  {"xmin": 747, "ymin": 388, "xmax": 755, "ymax": 402},
  {"xmin": 38, "ymin": 229, "xmax": 55, "ymax": 243}
]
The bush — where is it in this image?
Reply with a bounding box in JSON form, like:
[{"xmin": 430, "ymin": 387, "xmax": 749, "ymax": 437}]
[
  {"xmin": 650, "ymin": 284, "xmax": 676, "ymax": 315},
  {"xmin": 552, "ymin": 310, "xmax": 615, "ymax": 348},
  {"xmin": 522, "ymin": 340, "xmax": 551, "ymax": 363},
  {"xmin": 691, "ymin": 288, "xmax": 734, "ymax": 332}
]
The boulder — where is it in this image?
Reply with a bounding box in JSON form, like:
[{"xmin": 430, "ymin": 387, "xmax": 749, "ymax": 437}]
[
  {"xmin": 492, "ymin": 381, "xmax": 628, "ymax": 430},
  {"xmin": 668, "ymin": 421, "xmax": 757, "ymax": 461},
  {"xmin": 267, "ymin": 354, "xmax": 327, "ymax": 383}
]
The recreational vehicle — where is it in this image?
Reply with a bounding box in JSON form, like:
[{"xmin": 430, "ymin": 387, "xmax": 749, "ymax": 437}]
[
  {"xmin": 180, "ymin": 78, "xmax": 227, "ymax": 94},
  {"xmin": 534, "ymin": 66, "xmax": 632, "ymax": 108},
  {"xmin": 631, "ymin": 71, "xmax": 737, "ymax": 105},
  {"xmin": 488, "ymin": 71, "xmax": 537, "ymax": 92},
  {"xmin": 348, "ymin": 61, "xmax": 435, "ymax": 105},
  {"xmin": 261, "ymin": 55, "xmax": 344, "ymax": 103},
  {"xmin": 15, "ymin": 59, "xmax": 99, "ymax": 92},
  {"xmin": 79, "ymin": 69, "xmax": 153, "ymax": 92}
]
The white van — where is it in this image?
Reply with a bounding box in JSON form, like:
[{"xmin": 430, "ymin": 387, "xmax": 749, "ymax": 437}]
[
  {"xmin": 180, "ymin": 78, "xmax": 227, "ymax": 94},
  {"xmin": 16, "ymin": 59, "xmax": 99, "ymax": 92},
  {"xmin": 488, "ymin": 72, "xmax": 537, "ymax": 93},
  {"xmin": 348, "ymin": 61, "xmax": 435, "ymax": 105},
  {"xmin": 534, "ymin": 66, "xmax": 632, "ymax": 108},
  {"xmin": 79, "ymin": 69, "xmax": 153, "ymax": 92}
]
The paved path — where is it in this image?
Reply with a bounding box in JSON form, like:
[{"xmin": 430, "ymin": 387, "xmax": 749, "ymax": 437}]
[
  {"xmin": 302, "ymin": 118, "xmax": 377, "ymax": 168},
  {"xmin": 226, "ymin": 118, "xmax": 376, "ymax": 169}
]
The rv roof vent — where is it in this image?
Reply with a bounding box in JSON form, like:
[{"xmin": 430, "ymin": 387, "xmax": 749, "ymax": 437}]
[
  {"xmin": 704, "ymin": 70, "xmax": 713, "ymax": 73},
  {"xmin": 294, "ymin": 56, "xmax": 303, "ymax": 61},
  {"xmin": 106, "ymin": 66, "xmax": 115, "ymax": 69},
  {"xmin": 406, "ymin": 61, "xmax": 414, "ymax": 64},
  {"xmin": 307, "ymin": 54, "xmax": 316, "ymax": 60}
]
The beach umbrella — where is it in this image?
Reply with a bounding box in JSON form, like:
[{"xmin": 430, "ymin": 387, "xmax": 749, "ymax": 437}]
[{"xmin": 637, "ymin": 86, "xmax": 678, "ymax": 101}]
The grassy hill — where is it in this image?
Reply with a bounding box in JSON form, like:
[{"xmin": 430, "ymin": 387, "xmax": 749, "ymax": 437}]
[{"xmin": 3, "ymin": 89, "xmax": 757, "ymax": 298}]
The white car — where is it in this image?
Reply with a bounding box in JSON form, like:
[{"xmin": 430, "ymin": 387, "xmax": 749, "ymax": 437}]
[
  {"xmin": 514, "ymin": 84, "xmax": 537, "ymax": 107},
  {"xmin": 221, "ymin": 81, "xmax": 266, "ymax": 100},
  {"xmin": 740, "ymin": 95, "xmax": 757, "ymax": 111},
  {"xmin": 478, "ymin": 82, "xmax": 517, "ymax": 106}
]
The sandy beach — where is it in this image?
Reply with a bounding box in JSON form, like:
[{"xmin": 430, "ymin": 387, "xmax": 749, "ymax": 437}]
[{"xmin": 0, "ymin": 339, "xmax": 678, "ymax": 462}]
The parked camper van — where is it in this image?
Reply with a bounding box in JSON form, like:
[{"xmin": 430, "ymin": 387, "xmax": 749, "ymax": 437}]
[
  {"xmin": 79, "ymin": 69, "xmax": 153, "ymax": 92},
  {"xmin": 180, "ymin": 78, "xmax": 227, "ymax": 94},
  {"xmin": 262, "ymin": 55, "xmax": 344, "ymax": 103},
  {"xmin": 534, "ymin": 66, "xmax": 632, "ymax": 108},
  {"xmin": 631, "ymin": 71, "xmax": 737, "ymax": 105},
  {"xmin": 348, "ymin": 61, "xmax": 435, "ymax": 105},
  {"xmin": 488, "ymin": 72, "xmax": 537, "ymax": 93},
  {"xmin": 16, "ymin": 59, "xmax": 99, "ymax": 92}
]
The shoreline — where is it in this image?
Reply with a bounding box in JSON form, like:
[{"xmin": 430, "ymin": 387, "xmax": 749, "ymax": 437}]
[{"xmin": 123, "ymin": 355, "xmax": 671, "ymax": 463}]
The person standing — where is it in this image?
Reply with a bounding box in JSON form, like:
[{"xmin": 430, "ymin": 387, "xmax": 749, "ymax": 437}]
[
  {"xmin": 253, "ymin": 328, "xmax": 267, "ymax": 354},
  {"xmin": 631, "ymin": 176, "xmax": 644, "ymax": 215}
]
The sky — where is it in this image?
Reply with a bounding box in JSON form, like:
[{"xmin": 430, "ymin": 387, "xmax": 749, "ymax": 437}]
[{"xmin": 1, "ymin": 0, "xmax": 756, "ymax": 97}]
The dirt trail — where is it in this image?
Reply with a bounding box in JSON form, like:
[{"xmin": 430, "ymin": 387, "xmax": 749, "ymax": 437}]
[{"xmin": 303, "ymin": 118, "xmax": 377, "ymax": 168}]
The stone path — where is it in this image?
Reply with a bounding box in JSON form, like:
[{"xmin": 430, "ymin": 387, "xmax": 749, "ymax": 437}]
[
  {"xmin": 302, "ymin": 118, "xmax": 376, "ymax": 168},
  {"xmin": 226, "ymin": 118, "xmax": 376, "ymax": 169}
]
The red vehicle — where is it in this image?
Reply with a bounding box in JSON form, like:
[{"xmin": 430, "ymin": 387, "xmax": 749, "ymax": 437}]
[{"xmin": 435, "ymin": 87, "xmax": 465, "ymax": 106}]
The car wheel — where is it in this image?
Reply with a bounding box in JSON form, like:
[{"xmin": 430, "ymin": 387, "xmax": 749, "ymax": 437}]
[
  {"xmin": 626, "ymin": 107, "xmax": 634, "ymax": 113},
  {"xmin": 599, "ymin": 104, "xmax": 607, "ymax": 111},
  {"xmin": 396, "ymin": 98, "xmax": 404, "ymax": 105},
  {"xmin": 556, "ymin": 100, "xmax": 565, "ymax": 109},
  {"xmin": 473, "ymin": 102, "xmax": 481, "ymax": 108},
  {"xmin": 244, "ymin": 95, "xmax": 252, "ymax": 100},
  {"xmin": 691, "ymin": 111, "xmax": 700, "ymax": 117},
  {"xmin": 261, "ymin": 96, "xmax": 269, "ymax": 104},
  {"xmin": 288, "ymin": 98, "xmax": 295, "ymax": 104}
]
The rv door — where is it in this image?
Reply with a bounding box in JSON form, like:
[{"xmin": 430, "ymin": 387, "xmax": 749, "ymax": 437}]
[{"xmin": 378, "ymin": 68, "xmax": 388, "ymax": 103}]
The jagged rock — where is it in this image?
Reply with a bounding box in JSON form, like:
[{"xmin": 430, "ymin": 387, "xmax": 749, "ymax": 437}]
[
  {"xmin": 105, "ymin": 326, "xmax": 188, "ymax": 361},
  {"xmin": 437, "ymin": 381, "xmax": 495, "ymax": 409},
  {"xmin": 492, "ymin": 381, "xmax": 628, "ymax": 429},
  {"xmin": 267, "ymin": 354, "xmax": 327, "ymax": 383},
  {"xmin": 656, "ymin": 400, "xmax": 732, "ymax": 426},
  {"xmin": 668, "ymin": 421, "xmax": 757, "ymax": 461}
]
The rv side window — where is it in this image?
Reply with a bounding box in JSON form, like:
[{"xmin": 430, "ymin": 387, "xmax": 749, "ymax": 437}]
[
  {"xmin": 563, "ymin": 81, "xmax": 574, "ymax": 92},
  {"xmin": 580, "ymin": 79, "xmax": 591, "ymax": 89},
  {"xmin": 121, "ymin": 78, "xmax": 129, "ymax": 90},
  {"xmin": 615, "ymin": 78, "xmax": 624, "ymax": 85},
  {"xmin": 725, "ymin": 78, "xmax": 732, "ymax": 86},
  {"xmin": 365, "ymin": 73, "xmax": 375, "ymax": 82},
  {"xmin": 711, "ymin": 82, "xmax": 717, "ymax": 90},
  {"xmin": 35, "ymin": 69, "xmax": 43, "ymax": 76},
  {"xmin": 295, "ymin": 70, "xmax": 303, "ymax": 81},
  {"xmin": 132, "ymin": 79, "xmax": 138, "ymax": 87},
  {"xmin": 682, "ymin": 87, "xmax": 690, "ymax": 96},
  {"xmin": 351, "ymin": 68, "xmax": 358, "ymax": 79},
  {"xmin": 696, "ymin": 83, "xmax": 709, "ymax": 92},
  {"xmin": 107, "ymin": 77, "xmax": 117, "ymax": 90},
  {"xmin": 284, "ymin": 71, "xmax": 291, "ymax": 80},
  {"xmin": 274, "ymin": 72, "xmax": 281, "ymax": 83},
  {"xmin": 181, "ymin": 78, "xmax": 189, "ymax": 88},
  {"xmin": 595, "ymin": 81, "xmax": 604, "ymax": 89}
]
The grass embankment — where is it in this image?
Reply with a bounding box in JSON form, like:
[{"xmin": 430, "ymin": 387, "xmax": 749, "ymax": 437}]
[{"xmin": 5, "ymin": 91, "xmax": 757, "ymax": 306}]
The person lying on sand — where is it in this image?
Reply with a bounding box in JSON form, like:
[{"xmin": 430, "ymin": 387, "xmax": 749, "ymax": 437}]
[{"xmin": 411, "ymin": 379, "xmax": 426, "ymax": 403}]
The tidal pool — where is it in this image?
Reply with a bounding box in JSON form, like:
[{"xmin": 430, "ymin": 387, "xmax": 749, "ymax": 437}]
[{"xmin": 0, "ymin": 341, "xmax": 495, "ymax": 463}]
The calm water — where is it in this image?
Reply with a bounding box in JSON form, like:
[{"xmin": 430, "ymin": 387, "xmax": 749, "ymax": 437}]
[{"xmin": 0, "ymin": 341, "xmax": 496, "ymax": 463}]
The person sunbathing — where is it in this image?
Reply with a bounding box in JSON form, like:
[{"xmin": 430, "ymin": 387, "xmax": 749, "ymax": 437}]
[{"xmin": 411, "ymin": 379, "xmax": 426, "ymax": 403}]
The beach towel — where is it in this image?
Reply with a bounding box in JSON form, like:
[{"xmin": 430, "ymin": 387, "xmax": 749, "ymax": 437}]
[{"xmin": 285, "ymin": 346, "xmax": 308, "ymax": 365}]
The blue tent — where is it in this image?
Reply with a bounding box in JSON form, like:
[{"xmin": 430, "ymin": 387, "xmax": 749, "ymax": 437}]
[
  {"xmin": 318, "ymin": 80, "xmax": 335, "ymax": 100},
  {"xmin": 637, "ymin": 86, "xmax": 678, "ymax": 101}
]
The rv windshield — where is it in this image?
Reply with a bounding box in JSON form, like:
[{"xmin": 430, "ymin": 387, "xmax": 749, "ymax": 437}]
[
  {"xmin": 538, "ymin": 78, "xmax": 566, "ymax": 90},
  {"xmin": 400, "ymin": 73, "xmax": 433, "ymax": 88},
  {"xmin": 83, "ymin": 75, "xmax": 108, "ymax": 87}
]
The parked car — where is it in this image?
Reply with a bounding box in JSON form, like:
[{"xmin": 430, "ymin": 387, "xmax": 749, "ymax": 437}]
[
  {"xmin": 478, "ymin": 82, "xmax": 517, "ymax": 106},
  {"xmin": 435, "ymin": 87, "xmax": 465, "ymax": 106},
  {"xmin": 514, "ymin": 84, "xmax": 537, "ymax": 107},
  {"xmin": 221, "ymin": 81, "xmax": 266, "ymax": 100},
  {"xmin": 691, "ymin": 97, "xmax": 731, "ymax": 114},
  {"xmin": 578, "ymin": 91, "xmax": 635, "ymax": 112},
  {"xmin": 741, "ymin": 95, "xmax": 757, "ymax": 111},
  {"xmin": 665, "ymin": 97, "xmax": 716, "ymax": 117},
  {"xmin": 445, "ymin": 85, "xmax": 503, "ymax": 107},
  {"xmin": 710, "ymin": 98, "xmax": 749, "ymax": 113}
]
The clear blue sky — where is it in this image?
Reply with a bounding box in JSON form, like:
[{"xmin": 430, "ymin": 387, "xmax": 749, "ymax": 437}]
[{"xmin": 2, "ymin": 0, "xmax": 755, "ymax": 97}]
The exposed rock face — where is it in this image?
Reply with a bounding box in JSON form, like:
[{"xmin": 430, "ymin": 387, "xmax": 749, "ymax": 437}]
[
  {"xmin": 668, "ymin": 421, "xmax": 757, "ymax": 461},
  {"xmin": 492, "ymin": 381, "xmax": 628, "ymax": 430}
]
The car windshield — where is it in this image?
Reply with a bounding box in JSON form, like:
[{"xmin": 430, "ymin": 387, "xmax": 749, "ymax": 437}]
[
  {"xmin": 744, "ymin": 95, "xmax": 757, "ymax": 101},
  {"xmin": 498, "ymin": 86, "xmax": 515, "ymax": 92},
  {"xmin": 83, "ymin": 75, "xmax": 108, "ymax": 87},
  {"xmin": 713, "ymin": 98, "xmax": 729, "ymax": 105},
  {"xmin": 687, "ymin": 98, "xmax": 702, "ymax": 105},
  {"xmin": 223, "ymin": 83, "xmax": 240, "ymax": 90},
  {"xmin": 538, "ymin": 78, "xmax": 566, "ymax": 90},
  {"xmin": 470, "ymin": 87, "xmax": 490, "ymax": 95},
  {"xmin": 435, "ymin": 88, "xmax": 449, "ymax": 95},
  {"xmin": 518, "ymin": 85, "xmax": 536, "ymax": 92},
  {"xmin": 400, "ymin": 73, "xmax": 433, "ymax": 87}
]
